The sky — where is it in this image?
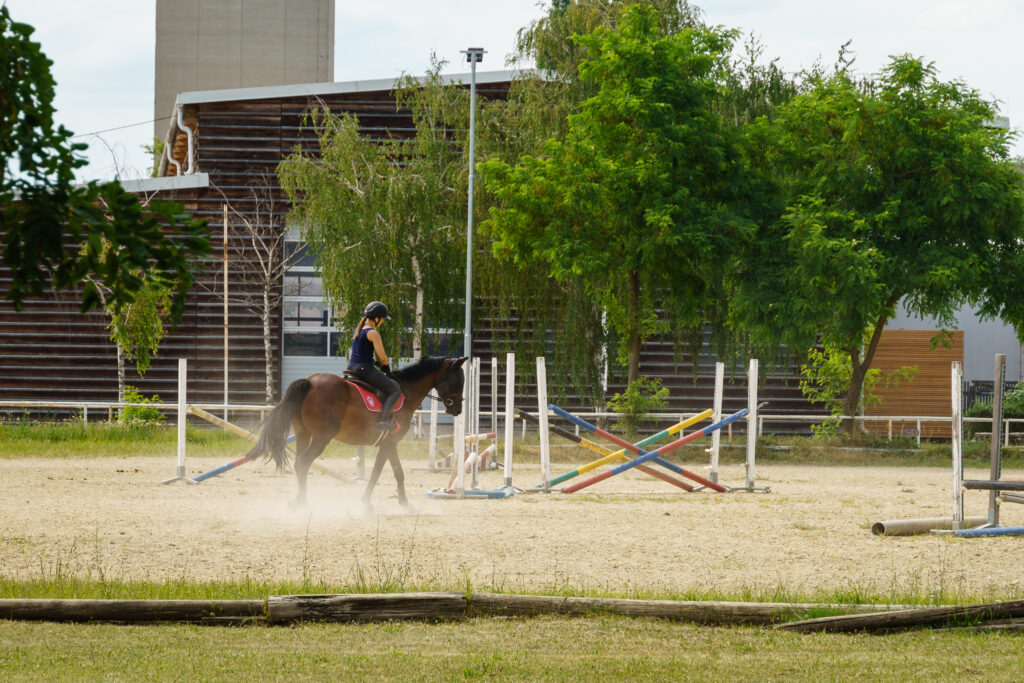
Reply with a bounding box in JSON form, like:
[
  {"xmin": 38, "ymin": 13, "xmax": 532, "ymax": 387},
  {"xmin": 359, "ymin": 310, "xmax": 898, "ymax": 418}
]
[{"xmin": 7, "ymin": 0, "xmax": 1024, "ymax": 182}]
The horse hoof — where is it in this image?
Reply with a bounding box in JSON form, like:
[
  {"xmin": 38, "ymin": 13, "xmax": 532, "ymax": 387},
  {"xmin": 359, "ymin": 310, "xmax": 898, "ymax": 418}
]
[
  {"xmin": 362, "ymin": 502, "xmax": 375, "ymax": 517},
  {"xmin": 400, "ymin": 502, "xmax": 417, "ymax": 515},
  {"xmin": 288, "ymin": 499, "xmax": 307, "ymax": 512}
]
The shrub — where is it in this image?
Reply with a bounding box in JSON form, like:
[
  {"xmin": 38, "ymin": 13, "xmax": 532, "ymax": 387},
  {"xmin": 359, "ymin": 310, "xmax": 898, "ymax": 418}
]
[
  {"xmin": 118, "ymin": 385, "xmax": 166, "ymax": 424},
  {"xmin": 606, "ymin": 376, "xmax": 669, "ymax": 440},
  {"xmin": 966, "ymin": 383, "xmax": 1024, "ymax": 440}
]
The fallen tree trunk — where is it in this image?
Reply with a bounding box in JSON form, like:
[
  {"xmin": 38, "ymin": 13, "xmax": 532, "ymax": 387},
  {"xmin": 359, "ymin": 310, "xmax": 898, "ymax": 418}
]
[
  {"xmin": 776, "ymin": 600, "xmax": 1024, "ymax": 633},
  {"xmin": 266, "ymin": 593, "xmax": 467, "ymax": 624},
  {"xmin": 0, "ymin": 594, "xmax": 916, "ymax": 627},
  {"xmin": 267, "ymin": 593, "xmax": 910, "ymax": 626},
  {"xmin": 0, "ymin": 599, "xmax": 264, "ymax": 624}
]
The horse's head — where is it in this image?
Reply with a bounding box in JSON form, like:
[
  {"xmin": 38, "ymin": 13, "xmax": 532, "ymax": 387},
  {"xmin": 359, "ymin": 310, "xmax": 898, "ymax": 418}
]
[{"xmin": 436, "ymin": 356, "xmax": 468, "ymax": 416}]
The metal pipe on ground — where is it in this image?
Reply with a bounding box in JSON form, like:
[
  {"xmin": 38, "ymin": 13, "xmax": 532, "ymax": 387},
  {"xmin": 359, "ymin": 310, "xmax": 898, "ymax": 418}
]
[{"xmin": 871, "ymin": 516, "xmax": 987, "ymax": 536}]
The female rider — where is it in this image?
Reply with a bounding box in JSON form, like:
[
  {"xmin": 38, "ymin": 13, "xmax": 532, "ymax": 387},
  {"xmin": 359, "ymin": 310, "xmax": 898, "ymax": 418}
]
[{"xmin": 347, "ymin": 301, "xmax": 401, "ymax": 430}]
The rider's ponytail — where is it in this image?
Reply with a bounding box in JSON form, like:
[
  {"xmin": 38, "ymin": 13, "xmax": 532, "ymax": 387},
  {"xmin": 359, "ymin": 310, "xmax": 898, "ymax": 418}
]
[{"xmin": 352, "ymin": 316, "xmax": 368, "ymax": 340}]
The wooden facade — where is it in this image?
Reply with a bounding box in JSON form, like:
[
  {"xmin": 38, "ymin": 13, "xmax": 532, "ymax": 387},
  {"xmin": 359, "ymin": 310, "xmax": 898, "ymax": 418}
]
[{"xmin": 864, "ymin": 330, "xmax": 965, "ymax": 439}]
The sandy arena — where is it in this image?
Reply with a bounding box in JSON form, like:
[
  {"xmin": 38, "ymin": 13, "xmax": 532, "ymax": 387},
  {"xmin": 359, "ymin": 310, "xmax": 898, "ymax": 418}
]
[{"xmin": 1, "ymin": 450, "xmax": 1022, "ymax": 599}]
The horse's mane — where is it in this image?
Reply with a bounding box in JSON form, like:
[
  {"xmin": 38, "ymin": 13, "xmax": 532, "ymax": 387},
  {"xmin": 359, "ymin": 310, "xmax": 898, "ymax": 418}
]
[{"xmin": 392, "ymin": 356, "xmax": 449, "ymax": 382}]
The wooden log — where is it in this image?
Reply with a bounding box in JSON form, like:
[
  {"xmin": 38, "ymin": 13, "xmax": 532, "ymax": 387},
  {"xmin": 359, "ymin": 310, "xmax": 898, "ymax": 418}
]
[
  {"xmin": 775, "ymin": 599, "xmax": 1024, "ymax": 633},
  {"xmin": 266, "ymin": 593, "xmax": 468, "ymax": 624},
  {"xmin": 1001, "ymin": 492, "xmax": 1024, "ymax": 505},
  {"xmin": 467, "ymin": 593, "xmax": 909, "ymax": 625},
  {"xmin": 0, "ymin": 594, "xmax": 914, "ymax": 627},
  {"xmin": 934, "ymin": 618, "xmax": 1024, "ymax": 632},
  {"xmin": 0, "ymin": 599, "xmax": 264, "ymax": 623},
  {"xmin": 962, "ymin": 479, "xmax": 1024, "ymax": 492}
]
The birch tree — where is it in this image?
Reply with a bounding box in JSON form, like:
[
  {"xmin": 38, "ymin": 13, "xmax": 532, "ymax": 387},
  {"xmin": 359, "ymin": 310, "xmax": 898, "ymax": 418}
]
[{"xmin": 278, "ymin": 63, "xmax": 467, "ymax": 358}]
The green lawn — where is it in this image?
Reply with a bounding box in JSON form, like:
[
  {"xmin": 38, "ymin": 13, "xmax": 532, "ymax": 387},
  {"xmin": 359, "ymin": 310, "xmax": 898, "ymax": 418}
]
[{"xmin": 2, "ymin": 616, "xmax": 1022, "ymax": 681}]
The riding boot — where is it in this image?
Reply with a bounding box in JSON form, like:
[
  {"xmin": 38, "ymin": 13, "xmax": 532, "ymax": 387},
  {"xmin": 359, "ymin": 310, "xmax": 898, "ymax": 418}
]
[{"xmin": 377, "ymin": 392, "xmax": 400, "ymax": 431}]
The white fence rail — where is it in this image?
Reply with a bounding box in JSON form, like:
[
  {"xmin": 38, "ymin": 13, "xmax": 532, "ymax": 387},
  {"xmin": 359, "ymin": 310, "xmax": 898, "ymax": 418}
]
[{"xmin": 3, "ymin": 400, "xmax": 1022, "ymax": 446}]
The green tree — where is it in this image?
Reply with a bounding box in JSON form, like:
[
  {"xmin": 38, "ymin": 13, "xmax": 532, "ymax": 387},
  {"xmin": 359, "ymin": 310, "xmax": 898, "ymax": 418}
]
[
  {"xmin": 799, "ymin": 334, "xmax": 917, "ymax": 436},
  {"xmin": 475, "ymin": 1, "xmax": 794, "ymax": 399},
  {"xmin": 0, "ymin": 6, "xmax": 208, "ymax": 321},
  {"xmin": 481, "ymin": 5, "xmax": 759, "ymax": 386},
  {"xmin": 106, "ymin": 277, "xmax": 173, "ymax": 401},
  {"xmin": 279, "ymin": 60, "xmax": 468, "ymax": 358},
  {"xmin": 471, "ymin": 1, "xmax": 711, "ymax": 401},
  {"xmin": 84, "ymin": 193, "xmax": 177, "ymax": 402},
  {"xmin": 730, "ymin": 55, "xmax": 1024, "ymax": 433}
]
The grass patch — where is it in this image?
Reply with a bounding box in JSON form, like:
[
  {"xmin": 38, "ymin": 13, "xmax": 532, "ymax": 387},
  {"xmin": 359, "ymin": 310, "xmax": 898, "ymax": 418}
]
[
  {"xmin": 1, "ymin": 617, "xmax": 1023, "ymax": 680},
  {"xmin": 0, "ymin": 422, "xmax": 248, "ymax": 459}
]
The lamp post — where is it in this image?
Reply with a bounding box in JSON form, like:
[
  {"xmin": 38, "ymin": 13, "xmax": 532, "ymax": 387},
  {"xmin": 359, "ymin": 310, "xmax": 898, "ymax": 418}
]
[{"xmin": 461, "ymin": 47, "xmax": 485, "ymax": 359}]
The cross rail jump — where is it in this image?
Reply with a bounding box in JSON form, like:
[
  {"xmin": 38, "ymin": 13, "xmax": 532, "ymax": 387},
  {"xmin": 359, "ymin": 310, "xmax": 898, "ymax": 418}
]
[
  {"xmin": 552, "ymin": 404, "xmax": 754, "ymax": 494},
  {"xmin": 518, "ymin": 409, "xmax": 714, "ymax": 491}
]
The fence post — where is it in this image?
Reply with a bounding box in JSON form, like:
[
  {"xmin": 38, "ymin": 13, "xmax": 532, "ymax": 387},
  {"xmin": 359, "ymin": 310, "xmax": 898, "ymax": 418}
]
[
  {"xmin": 951, "ymin": 361, "xmax": 964, "ymax": 530},
  {"xmin": 710, "ymin": 362, "xmax": 724, "ymax": 483},
  {"xmin": 161, "ymin": 358, "xmax": 194, "ymax": 485},
  {"xmin": 537, "ymin": 357, "xmax": 551, "ymax": 491},
  {"xmin": 504, "ymin": 352, "xmax": 515, "ymax": 488},
  {"xmin": 989, "ymin": 354, "xmax": 1005, "ymax": 527},
  {"xmin": 746, "ymin": 358, "xmax": 758, "ymax": 489},
  {"xmin": 427, "ymin": 395, "xmax": 439, "ymax": 469}
]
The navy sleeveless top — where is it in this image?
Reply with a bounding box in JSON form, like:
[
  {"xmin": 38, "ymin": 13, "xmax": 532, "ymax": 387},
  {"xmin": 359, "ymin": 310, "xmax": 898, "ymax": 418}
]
[{"xmin": 349, "ymin": 328, "xmax": 374, "ymax": 367}]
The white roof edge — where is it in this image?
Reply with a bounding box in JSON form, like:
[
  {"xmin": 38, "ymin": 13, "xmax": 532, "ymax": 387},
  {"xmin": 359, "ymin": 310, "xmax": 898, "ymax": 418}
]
[
  {"xmin": 174, "ymin": 68, "xmax": 532, "ymax": 107},
  {"xmin": 120, "ymin": 173, "xmax": 210, "ymax": 194}
]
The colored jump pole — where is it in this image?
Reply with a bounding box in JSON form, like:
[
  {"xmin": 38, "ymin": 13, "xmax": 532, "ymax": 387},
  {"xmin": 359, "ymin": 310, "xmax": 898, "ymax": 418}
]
[
  {"xmin": 186, "ymin": 405, "xmax": 346, "ymax": 482},
  {"xmin": 518, "ymin": 410, "xmax": 694, "ymax": 491},
  {"xmin": 561, "ymin": 407, "xmax": 750, "ymax": 494},
  {"xmin": 550, "ymin": 404, "xmax": 728, "ymax": 492},
  {"xmin": 191, "ymin": 454, "xmax": 254, "ymax": 483},
  {"xmin": 546, "ymin": 409, "xmax": 714, "ymax": 485},
  {"xmin": 954, "ymin": 526, "xmax": 1024, "ymax": 538},
  {"xmin": 520, "ymin": 409, "xmax": 713, "ymax": 490}
]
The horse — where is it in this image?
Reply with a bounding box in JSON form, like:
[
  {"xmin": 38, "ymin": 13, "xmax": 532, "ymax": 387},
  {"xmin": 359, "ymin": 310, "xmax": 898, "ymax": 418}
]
[{"xmin": 247, "ymin": 356, "xmax": 467, "ymax": 512}]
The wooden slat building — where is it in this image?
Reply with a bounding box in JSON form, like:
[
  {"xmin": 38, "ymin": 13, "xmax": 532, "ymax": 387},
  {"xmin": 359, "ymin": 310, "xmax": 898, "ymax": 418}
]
[{"xmin": 1, "ymin": 70, "xmax": 826, "ymax": 430}]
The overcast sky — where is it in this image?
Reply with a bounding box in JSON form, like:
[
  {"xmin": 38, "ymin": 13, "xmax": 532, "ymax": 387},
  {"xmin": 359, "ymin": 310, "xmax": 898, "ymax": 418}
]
[{"xmin": 7, "ymin": 0, "xmax": 1023, "ymax": 181}]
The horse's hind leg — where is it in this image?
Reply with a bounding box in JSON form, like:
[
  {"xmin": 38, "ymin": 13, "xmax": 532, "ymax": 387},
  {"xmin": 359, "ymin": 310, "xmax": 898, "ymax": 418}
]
[{"xmin": 291, "ymin": 432, "xmax": 332, "ymax": 511}]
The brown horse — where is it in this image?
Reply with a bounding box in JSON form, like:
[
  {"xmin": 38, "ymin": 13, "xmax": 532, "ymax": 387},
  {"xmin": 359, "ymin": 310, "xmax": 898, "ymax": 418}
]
[{"xmin": 248, "ymin": 356, "xmax": 466, "ymax": 511}]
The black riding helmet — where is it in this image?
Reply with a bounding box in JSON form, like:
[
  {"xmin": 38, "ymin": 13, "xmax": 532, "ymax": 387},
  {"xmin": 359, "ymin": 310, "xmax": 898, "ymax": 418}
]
[{"xmin": 363, "ymin": 301, "xmax": 391, "ymax": 320}]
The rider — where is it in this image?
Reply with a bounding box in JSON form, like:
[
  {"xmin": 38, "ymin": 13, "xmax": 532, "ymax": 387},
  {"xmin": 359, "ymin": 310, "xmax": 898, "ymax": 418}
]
[{"xmin": 348, "ymin": 301, "xmax": 402, "ymax": 431}]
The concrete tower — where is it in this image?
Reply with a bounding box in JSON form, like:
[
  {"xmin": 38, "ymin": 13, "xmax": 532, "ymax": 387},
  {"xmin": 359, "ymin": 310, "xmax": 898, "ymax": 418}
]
[{"xmin": 154, "ymin": 0, "xmax": 334, "ymax": 140}]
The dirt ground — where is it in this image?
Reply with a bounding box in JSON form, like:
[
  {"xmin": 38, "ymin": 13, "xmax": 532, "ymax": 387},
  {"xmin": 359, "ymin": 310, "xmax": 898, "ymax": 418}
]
[{"xmin": 1, "ymin": 448, "xmax": 1022, "ymax": 599}]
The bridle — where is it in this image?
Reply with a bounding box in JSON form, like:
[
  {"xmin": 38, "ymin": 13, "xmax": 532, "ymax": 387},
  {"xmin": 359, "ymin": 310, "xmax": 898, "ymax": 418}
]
[
  {"xmin": 425, "ymin": 362, "xmax": 463, "ymax": 411},
  {"xmin": 426, "ymin": 391, "xmax": 458, "ymax": 411}
]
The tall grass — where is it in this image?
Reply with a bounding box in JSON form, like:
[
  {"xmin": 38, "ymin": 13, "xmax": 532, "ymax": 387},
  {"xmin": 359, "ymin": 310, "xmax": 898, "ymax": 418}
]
[
  {"xmin": 4, "ymin": 420, "xmax": 1024, "ymax": 467},
  {"xmin": 3, "ymin": 572, "xmax": 1016, "ymax": 608},
  {"xmin": 0, "ymin": 422, "xmax": 246, "ymax": 459}
]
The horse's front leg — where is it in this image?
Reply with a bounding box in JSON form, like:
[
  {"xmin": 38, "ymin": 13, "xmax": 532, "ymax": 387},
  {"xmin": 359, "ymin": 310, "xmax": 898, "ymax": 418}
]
[{"xmin": 361, "ymin": 446, "xmax": 390, "ymax": 512}]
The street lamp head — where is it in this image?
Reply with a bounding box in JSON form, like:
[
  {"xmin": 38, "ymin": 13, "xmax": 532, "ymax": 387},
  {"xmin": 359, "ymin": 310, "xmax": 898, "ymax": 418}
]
[{"xmin": 462, "ymin": 47, "xmax": 485, "ymax": 64}]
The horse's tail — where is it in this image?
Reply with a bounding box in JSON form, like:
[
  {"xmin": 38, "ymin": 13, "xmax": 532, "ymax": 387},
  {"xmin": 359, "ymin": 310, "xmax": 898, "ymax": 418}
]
[{"xmin": 247, "ymin": 378, "xmax": 312, "ymax": 472}]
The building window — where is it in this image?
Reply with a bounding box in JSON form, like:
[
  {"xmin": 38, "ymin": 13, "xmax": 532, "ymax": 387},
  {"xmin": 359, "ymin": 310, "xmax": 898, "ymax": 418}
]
[{"xmin": 282, "ymin": 237, "xmax": 344, "ymax": 358}]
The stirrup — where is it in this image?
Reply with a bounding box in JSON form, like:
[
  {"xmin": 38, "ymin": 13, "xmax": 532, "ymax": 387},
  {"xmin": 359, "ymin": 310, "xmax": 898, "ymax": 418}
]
[{"xmin": 377, "ymin": 417, "xmax": 397, "ymax": 431}]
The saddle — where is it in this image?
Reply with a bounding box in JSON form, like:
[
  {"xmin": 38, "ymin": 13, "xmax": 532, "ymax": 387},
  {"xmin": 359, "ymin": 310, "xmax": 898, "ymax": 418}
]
[{"xmin": 342, "ymin": 372, "xmax": 405, "ymax": 414}]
